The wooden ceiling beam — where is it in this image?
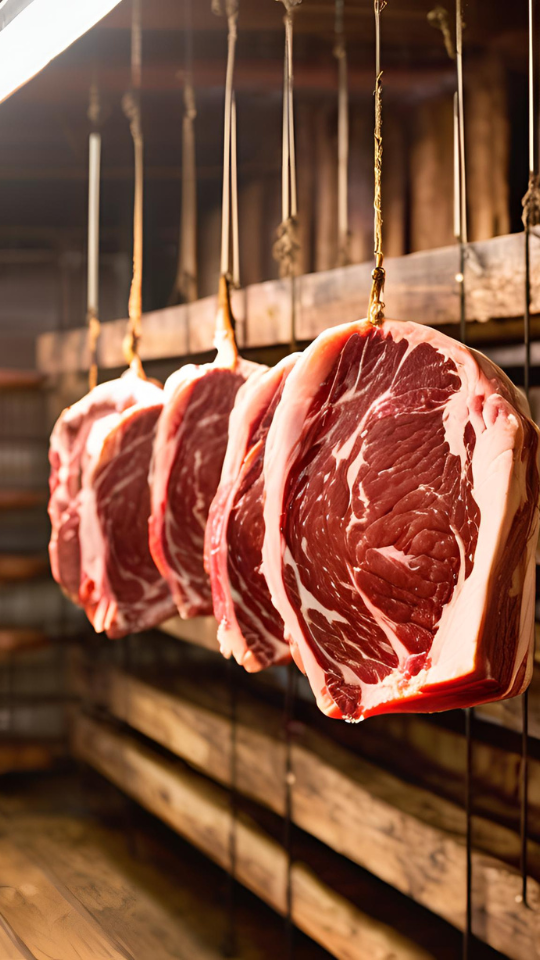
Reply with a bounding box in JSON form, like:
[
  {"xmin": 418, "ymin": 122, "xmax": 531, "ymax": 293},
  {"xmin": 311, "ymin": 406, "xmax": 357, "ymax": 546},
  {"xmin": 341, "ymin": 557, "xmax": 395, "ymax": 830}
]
[{"xmin": 12, "ymin": 60, "xmax": 454, "ymax": 104}]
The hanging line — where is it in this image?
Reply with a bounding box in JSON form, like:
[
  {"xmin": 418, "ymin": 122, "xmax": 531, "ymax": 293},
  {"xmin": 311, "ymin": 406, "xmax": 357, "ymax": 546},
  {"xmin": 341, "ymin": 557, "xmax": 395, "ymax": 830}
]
[
  {"xmin": 519, "ymin": 0, "xmax": 540, "ymax": 911},
  {"xmin": 334, "ymin": 0, "xmax": 350, "ymax": 266},
  {"xmin": 87, "ymin": 81, "xmax": 102, "ymax": 391},
  {"xmin": 273, "ymin": 0, "xmax": 302, "ymax": 352},
  {"xmin": 122, "ymin": 0, "xmax": 145, "ymax": 377},
  {"xmin": 283, "ymin": 661, "xmax": 298, "ymax": 959},
  {"xmin": 222, "ymin": 656, "xmax": 238, "ymax": 958},
  {"xmin": 454, "ymin": 3, "xmax": 473, "ymax": 957},
  {"xmin": 367, "ymin": 0, "xmax": 387, "ymax": 326},
  {"xmin": 172, "ymin": 0, "xmax": 198, "ymax": 305},
  {"xmin": 213, "ymin": 0, "xmax": 240, "ymax": 362}
]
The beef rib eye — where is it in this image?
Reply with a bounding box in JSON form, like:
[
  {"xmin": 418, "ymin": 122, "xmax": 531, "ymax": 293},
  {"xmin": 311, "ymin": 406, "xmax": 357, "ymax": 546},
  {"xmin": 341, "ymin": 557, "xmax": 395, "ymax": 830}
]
[
  {"xmin": 76, "ymin": 374, "xmax": 176, "ymax": 638},
  {"xmin": 262, "ymin": 319, "xmax": 539, "ymax": 720},
  {"xmin": 206, "ymin": 354, "xmax": 297, "ymax": 671}
]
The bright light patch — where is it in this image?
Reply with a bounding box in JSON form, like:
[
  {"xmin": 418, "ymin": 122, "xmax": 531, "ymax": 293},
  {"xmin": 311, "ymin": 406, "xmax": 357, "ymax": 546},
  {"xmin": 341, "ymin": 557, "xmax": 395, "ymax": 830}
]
[{"xmin": 0, "ymin": 0, "xmax": 123, "ymax": 104}]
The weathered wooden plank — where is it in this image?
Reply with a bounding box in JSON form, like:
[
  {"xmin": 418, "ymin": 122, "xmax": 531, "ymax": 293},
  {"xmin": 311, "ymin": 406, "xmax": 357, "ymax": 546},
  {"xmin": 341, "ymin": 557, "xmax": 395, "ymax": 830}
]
[
  {"xmin": 0, "ymin": 740, "xmax": 60, "ymax": 775},
  {"xmin": 36, "ymin": 231, "xmax": 540, "ymax": 374},
  {"xmin": 0, "ymin": 554, "xmax": 49, "ymax": 582},
  {"xmin": 71, "ymin": 711, "xmax": 435, "ymax": 960},
  {"xmin": 69, "ymin": 659, "xmax": 540, "ymax": 960},
  {"xmin": 0, "ymin": 921, "xmax": 29, "ymax": 960},
  {"xmin": 0, "ymin": 837, "xmax": 130, "ymax": 960},
  {"xmin": 0, "ymin": 490, "xmax": 47, "ymax": 511},
  {"xmin": 0, "ymin": 629, "xmax": 49, "ymax": 657},
  {"xmin": 159, "ymin": 615, "xmax": 219, "ymax": 652},
  {"xmin": 157, "ymin": 615, "xmax": 540, "ymax": 746}
]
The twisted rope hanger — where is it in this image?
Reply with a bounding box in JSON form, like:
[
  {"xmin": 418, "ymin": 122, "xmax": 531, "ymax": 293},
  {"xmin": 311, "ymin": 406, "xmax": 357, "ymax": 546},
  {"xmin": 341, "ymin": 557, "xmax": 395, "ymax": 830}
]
[
  {"xmin": 367, "ymin": 0, "xmax": 387, "ymax": 326},
  {"xmin": 273, "ymin": 0, "xmax": 301, "ymax": 284},
  {"xmin": 122, "ymin": 0, "xmax": 145, "ymax": 377},
  {"xmin": 87, "ymin": 81, "xmax": 101, "ymax": 391},
  {"xmin": 213, "ymin": 0, "xmax": 240, "ymax": 363},
  {"xmin": 334, "ymin": 0, "xmax": 350, "ymax": 267},
  {"xmin": 172, "ymin": 0, "xmax": 198, "ymax": 305}
]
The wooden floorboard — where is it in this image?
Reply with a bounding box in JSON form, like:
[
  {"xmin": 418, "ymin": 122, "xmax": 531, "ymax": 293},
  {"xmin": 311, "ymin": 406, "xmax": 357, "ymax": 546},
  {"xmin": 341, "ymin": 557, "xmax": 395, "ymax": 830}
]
[
  {"xmin": 0, "ymin": 775, "xmax": 331, "ymax": 960},
  {"xmin": 68, "ymin": 655, "xmax": 540, "ymax": 960}
]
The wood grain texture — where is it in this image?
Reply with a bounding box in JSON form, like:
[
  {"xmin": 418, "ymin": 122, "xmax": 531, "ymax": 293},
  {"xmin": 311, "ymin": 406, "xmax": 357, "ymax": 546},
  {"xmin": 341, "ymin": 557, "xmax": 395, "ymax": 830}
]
[
  {"xmin": 36, "ymin": 231, "xmax": 540, "ymax": 374},
  {"xmin": 69, "ymin": 659, "xmax": 540, "ymax": 960},
  {"xmin": 71, "ymin": 711, "xmax": 435, "ymax": 960},
  {"xmin": 0, "ymin": 837, "xmax": 131, "ymax": 960}
]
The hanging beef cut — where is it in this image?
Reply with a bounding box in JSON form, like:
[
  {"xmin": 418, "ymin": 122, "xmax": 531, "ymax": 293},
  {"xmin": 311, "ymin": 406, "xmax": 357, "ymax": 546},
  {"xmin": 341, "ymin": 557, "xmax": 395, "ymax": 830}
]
[
  {"xmin": 149, "ymin": 357, "xmax": 260, "ymax": 619},
  {"xmin": 262, "ymin": 319, "xmax": 539, "ymax": 720},
  {"xmin": 49, "ymin": 372, "xmax": 151, "ymax": 604},
  {"xmin": 206, "ymin": 354, "xmax": 297, "ymax": 671},
  {"xmin": 75, "ymin": 374, "xmax": 176, "ymax": 638}
]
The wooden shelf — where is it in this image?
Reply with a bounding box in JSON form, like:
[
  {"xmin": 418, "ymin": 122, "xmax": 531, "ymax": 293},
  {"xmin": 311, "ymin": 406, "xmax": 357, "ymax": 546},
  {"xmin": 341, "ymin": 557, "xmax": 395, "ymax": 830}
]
[
  {"xmin": 72, "ymin": 710, "xmax": 456, "ymax": 960},
  {"xmin": 0, "ymin": 628, "xmax": 50, "ymax": 657},
  {"xmin": 0, "ymin": 490, "xmax": 47, "ymax": 510},
  {"xmin": 37, "ymin": 231, "xmax": 540, "ymax": 375},
  {"xmin": 0, "ymin": 370, "xmax": 44, "ymax": 390},
  {"xmin": 70, "ymin": 654, "xmax": 539, "ymax": 960},
  {"xmin": 0, "ymin": 776, "xmax": 330, "ymax": 960},
  {"xmin": 0, "ymin": 554, "xmax": 49, "ymax": 582}
]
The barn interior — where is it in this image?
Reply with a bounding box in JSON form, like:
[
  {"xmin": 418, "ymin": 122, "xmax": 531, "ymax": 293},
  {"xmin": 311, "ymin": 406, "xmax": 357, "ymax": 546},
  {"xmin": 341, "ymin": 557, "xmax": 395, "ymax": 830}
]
[{"xmin": 0, "ymin": 2, "xmax": 539, "ymax": 959}]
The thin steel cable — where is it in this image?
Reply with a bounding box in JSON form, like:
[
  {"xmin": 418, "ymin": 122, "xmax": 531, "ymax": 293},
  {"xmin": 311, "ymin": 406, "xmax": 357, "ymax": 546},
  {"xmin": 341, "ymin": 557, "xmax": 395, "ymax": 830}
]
[
  {"xmin": 463, "ymin": 707, "xmax": 473, "ymax": 960},
  {"xmin": 223, "ymin": 656, "xmax": 238, "ymax": 958},
  {"xmin": 87, "ymin": 82, "xmax": 101, "ymax": 390},
  {"xmin": 213, "ymin": 1, "xmax": 239, "ymax": 362},
  {"xmin": 173, "ymin": 0, "xmax": 198, "ymax": 304},
  {"xmin": 283, "ymin": 661, "xmax": 298, "ymax": 958},
  {"xmin": 455, "ymin": 4, "xmax": 472, "ymax": 956},
  {"xmin": 519, "ymin": 0, "xmax": 539, "ymax": 910},
  {"xmin": 218, "ymin": 1, "xmax": 238, "ymax": 280},
  {"xmin": 368, "ymin": 0, "xmax": 387, "ymax": 326},
  {"xmin": 231, "ymin": 93, "xmax": 240, "ymax": 289},
  {"xmin": 122, "ymin": 0, "xmax": 145, "ymax": 376},
  {"xmin": 274, "ymin": 0, "xmax": 302, "ymax": 351},
  {"xmin": 335, "ymin": 0, "xmax": 350, "ymax": 266}
]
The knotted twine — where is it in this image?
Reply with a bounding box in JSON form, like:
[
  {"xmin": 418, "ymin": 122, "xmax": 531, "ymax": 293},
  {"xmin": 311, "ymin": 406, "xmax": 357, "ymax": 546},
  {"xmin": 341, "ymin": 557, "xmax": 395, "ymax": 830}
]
[
  {"xmin": 122, "ymin": 0, "xmax": 145, "ymax": 377},
  {"xmin": 87, "ymin": 81, "xmax": 101, "ymax": 390},
  {"xmin": 368, "ymin": 0, "xmax": 387, "ymax": 326}
]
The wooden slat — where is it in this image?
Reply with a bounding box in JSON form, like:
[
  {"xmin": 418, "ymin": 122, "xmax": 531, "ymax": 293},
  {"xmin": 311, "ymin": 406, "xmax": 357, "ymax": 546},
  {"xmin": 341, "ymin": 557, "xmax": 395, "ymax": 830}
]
[
  {"xmin": 0, "ymin": 554, "xmax": 49, "ymax": 582},
  {"xmin": 159, "ymin": 616, "xmax": 219, "ymax": 652},
  {"xmin": 71, "ymin": 711, "xmax": 435, "ymax": 960},
  {"xmin": 70, "ymin": 659, "xmax": 540, "ymax": 960},
  {"xmin": 0, "ymin": 629, "xmax": 49, "ymax": 657},
  {"xmin": 0, "ymin": 741, "xmax": 60, "ymax": 776},
  {"xmin": 37, "ymin": 231, "xmax": 540, "ymax": 374},
  {"xmin": 0, "ymin": 920, "xmax": 28, "ymax": 960},
  {"xmin": 0, "ymin": 370, "xmax": 44, "ymax": 391},
  {"xmin": 160, "ymin": 616, "xmax": 540, "ymax": 743},
  {"xmin": 0, "ymin": 490, "xmax": 47, "ymax": 511},
  {"xmin": 0, "ymin": 837, "xmax": 130, "ymax": 960}
]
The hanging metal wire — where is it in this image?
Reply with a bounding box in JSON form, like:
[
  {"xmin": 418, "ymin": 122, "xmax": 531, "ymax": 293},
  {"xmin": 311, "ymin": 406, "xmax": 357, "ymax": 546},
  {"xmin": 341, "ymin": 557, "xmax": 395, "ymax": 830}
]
[{"xmin": 519, "ymin": 0, "xmax": 540, "ymax": 909}]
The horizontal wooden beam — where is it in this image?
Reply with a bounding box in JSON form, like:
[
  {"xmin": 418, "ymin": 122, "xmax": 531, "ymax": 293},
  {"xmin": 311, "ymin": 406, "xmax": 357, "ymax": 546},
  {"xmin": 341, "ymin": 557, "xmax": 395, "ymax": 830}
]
[
  {"xmin": 13, "ymin": 60, "xmax": 454, "ymax": 103},
  {"xmin": 159, "ymin": 615, "xmax": 219, "ymax": 652},
  {"xmin": 0, "ymin": 836, "xmax": 129, "ymax": 960},
  {"xmin": 0, "ymin": 554, "xmax": 49, "ymax": 582},
  {"xmin": 71, "ymin": 711, "xmax": 433, "ymax": 960},
  {"xmin": 0, "ymin": 628, "xmax": 49, "ymax": 657},
  {"xmin": 37, "ymin": 231, "xmax": 540, "ymax": 375},
  {"xmin": 158, "ymin": 616, "xmax": 540, "ymax": 745},
  {"xmin": 70, "ymin": 657, "xmax": 540, "ymax": 960},
  {"xmin": 0, "ymin": 490, "xmax": 47, "ymax": 511}
]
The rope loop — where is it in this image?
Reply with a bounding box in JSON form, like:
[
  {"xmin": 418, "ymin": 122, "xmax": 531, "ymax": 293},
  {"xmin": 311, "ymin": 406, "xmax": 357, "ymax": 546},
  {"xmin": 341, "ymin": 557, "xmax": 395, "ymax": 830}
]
[
  {"xmin": 87, "ymin": 313, "xmax": 101, "ymax": 391},
  {"xmin": 522, "ymin": 173, "xmax": 540, "ymax": 229},
  {"xmin": 427, "ymin": 6, "xmax": 455, "ymax": 59},
  {"xmin": 368, "ymin": 0, "xmax": 387, "ymax": 325},
  {"xmin": 273, "ymin": 216, "xmax": 299, "ymax": 279}
]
